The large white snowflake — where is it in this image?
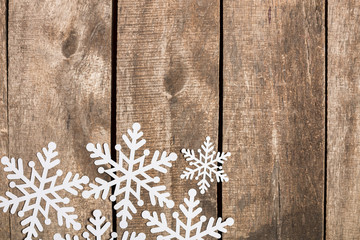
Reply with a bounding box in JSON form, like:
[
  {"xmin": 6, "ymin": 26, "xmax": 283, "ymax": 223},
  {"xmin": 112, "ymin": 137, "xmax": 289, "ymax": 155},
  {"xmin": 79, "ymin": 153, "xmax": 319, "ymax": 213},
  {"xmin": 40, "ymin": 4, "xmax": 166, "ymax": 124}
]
[
  {"xmin": 53, "ymin": 209, "xmax": 146, "ymax": 240},
  {"xmin": 82, "ymin": 123, "xmax": 177, "ymax": 229},
  {"xmin": 0, "ymin": 142, "xmax": 89, "ymax": 240},
  {"xmin": 181, "ymin": 137, "xmax": 231, "ymax": 194},
  {"xmin": 142, "ymin": 188, "xmax": 234, "ymax": 239}
]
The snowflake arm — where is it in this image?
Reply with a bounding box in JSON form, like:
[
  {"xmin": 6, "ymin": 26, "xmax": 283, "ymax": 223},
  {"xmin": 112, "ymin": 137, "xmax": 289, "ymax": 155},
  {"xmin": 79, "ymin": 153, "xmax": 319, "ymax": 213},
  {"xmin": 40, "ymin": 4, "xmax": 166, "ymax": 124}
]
[
  {"xmin": 142, "ymin": 189, "xmax": 234, "ymax": 240},
  {"xmin": 53, "ymin": 209, "xmax": 146, "ymax": 240},
  {"xmin": 121, "ymin": 231, "xmax": 146, "ymax": 240},
  {"xmin": 0, "ymin": 142, "xmax": 88, "ymax": 240},
  {"xmin": 211, "ymin": 152, "xmax": 230, "ymax": 182},
  {"xmin": 53, "ymin": 234, "xmax": 79, "ymax": 240},
  {"xmin": 181, "ymin": 137, "xmax": 231, "ymax": 194},
  {"xmin": 0, "ymin": 158, "xmax": 30, "ymax": 213},
  {"xmin": 82, "ymin": 123, "xmax": 177, "ymax": 229},
  {"xmin": 141, "ymin": 212, "xmax": 181, "ymax": 240}
]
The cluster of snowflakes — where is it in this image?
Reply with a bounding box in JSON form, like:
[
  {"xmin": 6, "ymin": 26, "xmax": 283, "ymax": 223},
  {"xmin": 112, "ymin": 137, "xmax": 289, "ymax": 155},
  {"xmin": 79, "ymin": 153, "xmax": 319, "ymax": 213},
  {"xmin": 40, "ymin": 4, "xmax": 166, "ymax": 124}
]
[{"xmin": 0, "ymin": 123, "xmax": 233, "ymax": 239}]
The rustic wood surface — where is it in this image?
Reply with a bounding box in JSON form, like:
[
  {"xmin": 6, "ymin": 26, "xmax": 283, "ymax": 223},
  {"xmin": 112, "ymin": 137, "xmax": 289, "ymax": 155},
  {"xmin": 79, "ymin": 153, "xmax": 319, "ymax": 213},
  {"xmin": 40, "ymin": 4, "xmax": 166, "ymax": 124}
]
[
  {"xmin": 222, "ymin": 1, "xmax": 325, "ymax": 239},
  {"xmin": 327, "ymin": 1, "xmax": 360, "ymax": 239},
  {"xmin": 116, "ymin": 0, "xmax": 219, "ymax": 237},
  {"xmin": 0, "ymin": 0, "xmax": 10, "ymax": 238},
  {"xmin": 2, "ymin": 0, "xmax": 360, "ymax": 239},
  {"xmin": 6, "ymin": 0, "xmax": 112, "ymax": 239}
]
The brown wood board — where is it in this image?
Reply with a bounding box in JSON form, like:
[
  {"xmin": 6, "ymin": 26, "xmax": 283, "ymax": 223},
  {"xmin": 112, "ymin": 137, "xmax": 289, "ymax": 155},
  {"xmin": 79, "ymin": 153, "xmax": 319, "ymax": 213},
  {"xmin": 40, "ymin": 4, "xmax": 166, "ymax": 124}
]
[
  {"xmin": 116, "ymin": 0, "xmax": 220, "ymax": 238},
  {"xmin": 0, "ymin": 0, "xmax": 10, "ymax": 238},
  {"xmin": 327, "ymin": 0, "xmax": 360, "ymax": 239},
  {"xmin": 222, "ymin": 1, "xmax": 325, "ymax": 239},
  {"xmin": 7, "ymin": 0, "xmax": 112, "ymax": 238}
]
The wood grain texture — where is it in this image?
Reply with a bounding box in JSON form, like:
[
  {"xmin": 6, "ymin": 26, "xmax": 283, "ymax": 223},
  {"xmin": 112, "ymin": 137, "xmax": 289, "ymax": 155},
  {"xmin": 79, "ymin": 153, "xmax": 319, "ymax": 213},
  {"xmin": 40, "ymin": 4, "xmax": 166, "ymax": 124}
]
[
  {"xmin": 327, "ymin": 1, "xmax": 360, "ymax": 238},
  {"xmin": 0, "ymin": 0, "xmax": 10, "ymax": 238},
  {"xmin": 116, "ymin": 0, "xmax": 219, "ymax": 237},
  {"xmin": 7, "ymin": 0, "xmax": 112, "ymax": 238},
  {"xmin": 223, "ymin": 1, "xmax": 325, "ymax": 239}
]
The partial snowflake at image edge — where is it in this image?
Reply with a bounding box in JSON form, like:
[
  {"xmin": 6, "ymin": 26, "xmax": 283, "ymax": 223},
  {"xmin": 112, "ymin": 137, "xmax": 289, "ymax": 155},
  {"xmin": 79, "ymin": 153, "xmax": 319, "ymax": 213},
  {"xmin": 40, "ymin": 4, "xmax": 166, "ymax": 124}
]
[
  {"xmin": 53, "ymin": 209, "xmax": 146, "ymax": 240},
  {"xmin": 0, "ymin": 142, "xmax": 89, "ymax": 240},
  {"xmin": 181, "ymin": 136, "xmax": 231, "ymax": 194},
  {"xmin": 82, "ymin": 123, "xmax": 177, "ymax": 229},
  {"xmin": 142, "ymin": 188, "xmax": 234, "ymax": 239}
]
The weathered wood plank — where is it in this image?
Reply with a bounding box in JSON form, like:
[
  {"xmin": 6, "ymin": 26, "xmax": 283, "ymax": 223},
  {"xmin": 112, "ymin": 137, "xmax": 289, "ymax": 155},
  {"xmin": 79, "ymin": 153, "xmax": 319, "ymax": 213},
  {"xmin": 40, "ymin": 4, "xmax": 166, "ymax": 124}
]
[
  {"xmin": 116, "ymin": 0, "xmax": 219, "ymax": 237},
  {"xmin": 0, "ymin": 0, "xmax": 9, "ymax": 238},
  {"xmin": 7, "ymin": 0, "xmax": 112, "ymax": 238},
  {"xmin": 223, "ymin": 1, "xmax": 325, "ymax": 239},
  {"xmin": 327, "ymin": 1, "xmax": 360, "ymax": 238}
]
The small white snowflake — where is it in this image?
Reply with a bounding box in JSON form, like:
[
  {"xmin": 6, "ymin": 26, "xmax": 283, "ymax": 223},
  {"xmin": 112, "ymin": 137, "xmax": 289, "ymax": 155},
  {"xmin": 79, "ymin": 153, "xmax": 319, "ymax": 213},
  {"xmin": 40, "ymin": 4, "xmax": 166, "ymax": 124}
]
[
  {"xmin": 82, "ymin": 123, "xmax": 177, "ymax": 229},
  {"xmin": 0, "ymin": 142, "xmax": 89, "ymax": 240},
  {"xmin": 53, "ymin": 209, "xmax": 146, "ymax": 240},
  {"xmin": 181, "ymin": 137, "xmax": 231, "ymax": 194},
  {"xmin": 142, "ymin": 188, "xmax": 234, "ymax": 239}
]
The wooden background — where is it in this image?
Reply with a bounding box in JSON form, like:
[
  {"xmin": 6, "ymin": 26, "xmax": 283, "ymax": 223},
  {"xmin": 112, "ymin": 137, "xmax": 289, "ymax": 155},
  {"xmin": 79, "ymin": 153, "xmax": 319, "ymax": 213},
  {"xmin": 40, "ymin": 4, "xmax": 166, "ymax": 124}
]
[{"xmin": 0, "ymin": 0, "xmax": 358, "ymax": 239}]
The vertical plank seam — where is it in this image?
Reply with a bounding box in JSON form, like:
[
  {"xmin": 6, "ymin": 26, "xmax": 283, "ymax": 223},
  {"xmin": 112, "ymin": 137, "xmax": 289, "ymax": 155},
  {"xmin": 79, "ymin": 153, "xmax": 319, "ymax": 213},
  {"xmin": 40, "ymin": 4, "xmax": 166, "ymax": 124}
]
[
  {"xmin": 5, "ymin": 0, "xmax": 10, "ymax": 238},
  {"xmin": 324, "ymin": 0, "xmax": 328, "ymax": 239},
  {"xmin": 111, "ymin": 0, "xmax": 118, "ymax": 235},
  {"xmin": 217, "ymin": 0, "xmax": 224, "ymax": 239}
]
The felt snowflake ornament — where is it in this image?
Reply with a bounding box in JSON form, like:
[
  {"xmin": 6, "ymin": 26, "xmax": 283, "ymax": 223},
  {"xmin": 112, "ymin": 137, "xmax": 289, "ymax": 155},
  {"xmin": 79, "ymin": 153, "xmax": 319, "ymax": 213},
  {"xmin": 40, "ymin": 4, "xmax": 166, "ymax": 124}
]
[
  {"xmin": 142, "ymin": 188, "xmax": 234, "ymax": 239},
  {"xmin": 0, "ymin": 142, "xmax": 89, "ymax": 240},
  {"xmin": 181, "ymin": 137, "xmax": 231, "ymax": 194},
  {"xmin": 82, "ymin": 123, "xmax": 177, "ymax": 229},
  {"xmin": 53, "ymin": 209, "xmax": 146, "ymax": 240}
]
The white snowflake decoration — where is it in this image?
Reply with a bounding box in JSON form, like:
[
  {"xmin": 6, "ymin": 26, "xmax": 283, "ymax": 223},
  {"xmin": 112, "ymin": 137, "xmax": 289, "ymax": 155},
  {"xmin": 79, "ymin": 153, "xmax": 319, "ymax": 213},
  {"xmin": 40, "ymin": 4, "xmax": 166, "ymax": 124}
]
[
  {"xmin": 82, "ymin": 123, "xmax": 177, "ymax": 229},
  {"xmin": 0, "ymin": 142, "xmax": 89, "ymax": 240},
  {"xmin": 53, "ymin": 209, "xmax": 146, "ymax": 240},
  {"xmin": 181, "ymin": 137, "xmax": 231, "ymax": 194},
  {"xmin": 142, "ymin": 188, "xmax": 234, "ymax": 239}
]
